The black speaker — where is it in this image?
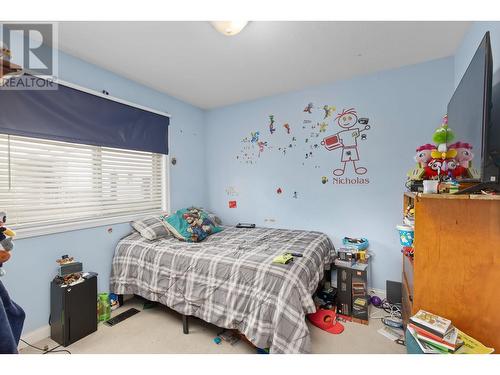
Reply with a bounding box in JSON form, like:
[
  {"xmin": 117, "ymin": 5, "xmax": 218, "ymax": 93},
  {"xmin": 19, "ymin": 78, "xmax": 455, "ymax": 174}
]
[{"xmin": 50, "ymin": 274, "xmax": 98, "ymax": 346}]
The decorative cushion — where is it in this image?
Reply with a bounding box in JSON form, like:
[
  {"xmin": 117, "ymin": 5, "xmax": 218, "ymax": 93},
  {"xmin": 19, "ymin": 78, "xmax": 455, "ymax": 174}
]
[
  {"xmin": 162, "ymin": 207, "xmax": 223, "ymax": 242},
  {"xmin": 131, "ymin": 215, "xmax": 171, "ymax": 241},
  {"xmin": 188, "ymin": 206, "xmax": 222, "ymax": 226}
]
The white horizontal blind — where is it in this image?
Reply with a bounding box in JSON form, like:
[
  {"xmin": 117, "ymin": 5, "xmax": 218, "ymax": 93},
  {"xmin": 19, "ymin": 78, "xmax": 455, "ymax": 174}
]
[{"xmin": 0, "ymin": 134, "xmax": 165, "ymax": 229}]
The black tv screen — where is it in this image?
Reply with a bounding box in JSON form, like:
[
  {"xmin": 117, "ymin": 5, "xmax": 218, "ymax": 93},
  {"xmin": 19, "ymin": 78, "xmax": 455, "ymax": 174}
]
[{"xmin": 447, "ymin": 31, "xmax": 497, "ymax": 183}]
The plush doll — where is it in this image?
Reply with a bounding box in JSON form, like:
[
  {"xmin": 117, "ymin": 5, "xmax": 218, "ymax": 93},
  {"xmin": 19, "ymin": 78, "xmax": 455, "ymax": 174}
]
[
  {"xmin": 414, "ymin": 144, "xmax": 436, "ymax": 168},
  {"xmin": 431, "ymin": 116, "xmax": 457, "ymax": 158},
  {"xmin": 0, "ymin": 211, "xmax": 16, "ymax": 277},
  {"xmin": 449, "ymin": 141, "xmax": 474, "ymax": 168},
  {"xmin": 442, "ymin": 159, "xmax": 466, "ymax": 178},
  {"xmin": 425, "ymin": 159, "xmax": 444, "ymax": 178}
]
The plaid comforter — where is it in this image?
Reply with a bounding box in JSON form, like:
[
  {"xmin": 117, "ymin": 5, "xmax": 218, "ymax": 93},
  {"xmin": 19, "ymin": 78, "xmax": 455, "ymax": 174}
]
[{"xmin": 110, "ymin": 226, "xmax": 335, "ymax": 353}]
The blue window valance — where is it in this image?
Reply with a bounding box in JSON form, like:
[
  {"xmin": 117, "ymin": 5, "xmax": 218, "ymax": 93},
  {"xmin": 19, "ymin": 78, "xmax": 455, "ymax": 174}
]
[{"xmin": 0, "ymin": 80, "xmax": 169, "ymax": 154}]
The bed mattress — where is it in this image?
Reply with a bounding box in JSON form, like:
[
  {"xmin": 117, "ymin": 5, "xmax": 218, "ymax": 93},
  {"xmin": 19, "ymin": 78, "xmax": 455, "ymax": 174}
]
[{"xmin": 110, "ymin": 226, "xmax": 335, "ymax": 353}]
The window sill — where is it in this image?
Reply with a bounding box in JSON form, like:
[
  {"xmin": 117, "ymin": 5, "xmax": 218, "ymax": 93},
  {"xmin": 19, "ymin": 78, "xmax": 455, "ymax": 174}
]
[{"xmin": 11, "ymin": 211, "xmax": 163, "ymax": 240}]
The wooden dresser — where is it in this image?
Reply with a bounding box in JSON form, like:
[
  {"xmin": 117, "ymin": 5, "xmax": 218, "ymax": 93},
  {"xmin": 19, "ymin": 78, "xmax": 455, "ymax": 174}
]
[{"xmin": 401, "ymin": 192, "xmax": 500, "ymax": 352}]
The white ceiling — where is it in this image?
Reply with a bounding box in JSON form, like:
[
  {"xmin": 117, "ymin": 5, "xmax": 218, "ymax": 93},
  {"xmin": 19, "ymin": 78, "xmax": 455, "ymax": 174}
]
[{"xmin": 56, "ymin": 21, "xmax": 471, "ymax": 109}]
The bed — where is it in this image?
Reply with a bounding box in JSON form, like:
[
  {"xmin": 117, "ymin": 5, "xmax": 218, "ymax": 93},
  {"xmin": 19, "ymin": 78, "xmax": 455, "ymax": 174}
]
[{"xmin": 110, "ymin": 226, "xmax": 335, "ymax": 353}]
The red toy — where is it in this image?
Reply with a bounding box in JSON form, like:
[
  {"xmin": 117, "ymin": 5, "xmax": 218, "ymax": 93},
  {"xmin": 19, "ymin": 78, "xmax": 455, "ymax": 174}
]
[{"xmin": 307, "ymin": 309, "xmax": 344, "ymax": 334}]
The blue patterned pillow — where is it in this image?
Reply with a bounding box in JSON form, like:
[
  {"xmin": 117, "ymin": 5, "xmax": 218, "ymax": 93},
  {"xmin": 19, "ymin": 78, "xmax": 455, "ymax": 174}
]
[{"xmin": 162, "ymin": 208, "xmax": 223, "ymax": 242}]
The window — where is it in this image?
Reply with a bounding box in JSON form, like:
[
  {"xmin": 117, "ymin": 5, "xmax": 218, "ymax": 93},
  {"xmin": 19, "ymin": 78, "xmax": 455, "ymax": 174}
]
[{"xmin": 0, "ymin": 133, "xmax": 167, "ymax": 235}]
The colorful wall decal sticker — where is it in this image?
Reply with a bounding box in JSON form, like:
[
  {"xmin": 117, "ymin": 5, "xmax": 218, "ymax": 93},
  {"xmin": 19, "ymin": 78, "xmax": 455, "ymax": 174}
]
[
  {"xmin": 225, "ymin": 186, "xmax": 239, "ymax": 196},
  {"xmin": 322, "ymin": 105, "xmax": 336, "ymax": 119},
  {"xmin": 269, "ymin": 115, "xmax": 276, "ymax": 134},
  {"xmin": 228, "ymin": 200, "xmax": 237, "ymax": 208},
  {"xmin": 293, "ymin": 191, "xmax": 298, "ymax": 199},
  {"xmin": 321, "ymin": 108, "xmax": 371, "ymax": 176},
  {"xmin": 276, "ymin": 187, "xmax": 283, "ymax": 194},
  {"xmin": 283, "ymin": 123, "xmax": 291, "ymax": 134},
  {"xmin": 322, "ymin": 176, "xmax": 329, "ymax": 184},
  {"xmin": 251, "ymin": 131, "xmax": 260, "ymax": 143},
  {"xmin": 319, "ymin": 122, "xmax": 328, "ymax": 132},
  {"xmin": 257, "ymin": 141, "xmax": 268, "ymax": 156},
  {"xmin": 303, "ymin": 103, "xmax": 314, "ymax": 113}
]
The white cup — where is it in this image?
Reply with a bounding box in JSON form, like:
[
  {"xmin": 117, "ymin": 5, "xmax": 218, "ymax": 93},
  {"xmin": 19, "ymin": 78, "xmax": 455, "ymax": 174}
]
[{"xmin": 423, "ymin": 180, "xmax": 439, "ymax": 194}]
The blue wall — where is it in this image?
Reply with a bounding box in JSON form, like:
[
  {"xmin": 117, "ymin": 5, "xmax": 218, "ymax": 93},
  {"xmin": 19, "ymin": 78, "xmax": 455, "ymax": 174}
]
[
  {"xmin": 205, "ymin": 57, "xmax": 455, "ymax": 291},
  {"xmin": 454, "ymin": 22, "xmax": 500, "ymax": 87},
  {"xmin": 2, "ymin": 38, "xmax": 207, "ymax": 333}
]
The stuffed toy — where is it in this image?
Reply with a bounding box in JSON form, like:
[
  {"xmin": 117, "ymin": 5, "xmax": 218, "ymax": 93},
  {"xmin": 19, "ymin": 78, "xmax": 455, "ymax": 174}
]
[
  {"xmin": 414, "ymin": 144, "xmax": 436, "ymax": 168},
  {"xmin": 0, "ymin": 211, "xmax": 16, "ymax": 277},
  {"xmin": 413, "ymin": 115, "xmax": 476, "ymax": 181},
  {"xmin": 431, "ymin": 115, "xmax": 457, "ymax": 158},
  {"xmin": 449, "ymin": 141, "xmax": 474, "ymax": 168}
]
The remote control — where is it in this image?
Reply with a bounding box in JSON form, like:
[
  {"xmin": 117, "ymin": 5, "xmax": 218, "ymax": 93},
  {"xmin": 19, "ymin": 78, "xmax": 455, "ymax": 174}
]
[{"xmin": 236, "ymin": 223, "xmax": 256, "ymax": 228}]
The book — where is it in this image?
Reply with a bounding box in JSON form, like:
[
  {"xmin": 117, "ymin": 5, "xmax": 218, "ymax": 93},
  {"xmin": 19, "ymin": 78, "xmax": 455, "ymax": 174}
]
[
  {"xmin": 409, "ymin": 310, "xmax": 452, "ymax": 338},
  {"xmin": 408, "ymin": 322, "xmax": 460, "ymax": 348},
  {"xmin": 454, "ymin": 329, "xmax": 495, "ymax": 354},
  {"xmin": 407, "ymin": 326, "xmax": 441, "ymax": 354},
  {"xmin": 424, "ymin": 341, "xmax": 451, "ymax": 354},
  {"xmin": 416, "ymin": 333, "xmax": 455, "ymax": 352}
]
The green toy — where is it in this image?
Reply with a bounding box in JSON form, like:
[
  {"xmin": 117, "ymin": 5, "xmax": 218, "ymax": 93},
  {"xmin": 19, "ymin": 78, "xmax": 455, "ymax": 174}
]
[
  {"xmin": 432, "ymin": 115, "xmax": 455, "ymax": 153},
  {"xmin": 272, "ymin": 253, "xmax": 294, "ymax": 265}
]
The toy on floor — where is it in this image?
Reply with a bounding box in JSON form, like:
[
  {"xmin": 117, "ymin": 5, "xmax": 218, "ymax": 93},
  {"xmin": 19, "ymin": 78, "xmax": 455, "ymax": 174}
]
[
  {"xmin": 370, "ymin": 295, "xmax": 383, "ymax": 307},
  {"xmin": 307, "ymin": 309, "xmax": 344, "ymax": 334},
  {"xmin": 109, "ymin": 293, "xmax": 120, "ymax": 310},
  {"xmin": 213, "ymin": 329, "xmax": 240, "ymax": 345},
  {"xmin": 0, "ymin": 211, "xmax": 16, "ymax": 277}
]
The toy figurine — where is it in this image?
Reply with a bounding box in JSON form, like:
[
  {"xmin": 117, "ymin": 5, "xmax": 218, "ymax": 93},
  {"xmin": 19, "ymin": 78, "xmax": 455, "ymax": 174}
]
[
  {"xmin": 449, "ymin": 141, "xmax": 474, "ymax": 168},
  {"xmin": 0, "ymin": 211, "xmax": 16, "ymax": 277},
  {"xmin": 431, "ymin": 116, "xmax": 457, "ymax": 158},
  {"xmin": 414, "ymin": 144, "xmax": 436, "ymax": 168},
  {"xmin": 411, "ymin": 115, "xmax": 476, "ymax": 181}
]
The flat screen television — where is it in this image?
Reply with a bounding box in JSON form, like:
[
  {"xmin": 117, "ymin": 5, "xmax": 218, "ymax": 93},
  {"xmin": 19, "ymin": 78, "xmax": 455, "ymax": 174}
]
[{"xmin": 447, "ymin": 31, "xmax": 500, "ymax": 193}]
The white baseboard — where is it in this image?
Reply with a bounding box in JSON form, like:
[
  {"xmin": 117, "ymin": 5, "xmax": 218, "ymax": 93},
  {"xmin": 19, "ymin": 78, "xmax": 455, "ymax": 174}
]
[{"xmin": 18, "ymin": 324, "xmax": 50, "ymax": 350}]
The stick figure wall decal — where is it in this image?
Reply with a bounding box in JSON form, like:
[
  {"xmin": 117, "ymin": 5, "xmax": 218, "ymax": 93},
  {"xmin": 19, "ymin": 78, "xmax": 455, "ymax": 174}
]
[{"xmin": 321, "ymin": 108, "xmax": 371, "ymax": 176}]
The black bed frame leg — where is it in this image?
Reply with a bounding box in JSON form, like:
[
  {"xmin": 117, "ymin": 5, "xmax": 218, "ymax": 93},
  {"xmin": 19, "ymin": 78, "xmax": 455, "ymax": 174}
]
[
  {"xmin": 182, "ymin": 315, "xmax": 189, "ymax": 334},
  {"xmin": 118, "ymin": 294, "xmax": 124, "ymax": 307}
]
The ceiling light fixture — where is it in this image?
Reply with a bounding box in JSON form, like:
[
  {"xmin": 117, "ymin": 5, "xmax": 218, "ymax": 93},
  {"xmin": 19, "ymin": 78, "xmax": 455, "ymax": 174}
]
[{"xmin": 210, "ymin": 21, "xmax": 248, "ymax": 36}]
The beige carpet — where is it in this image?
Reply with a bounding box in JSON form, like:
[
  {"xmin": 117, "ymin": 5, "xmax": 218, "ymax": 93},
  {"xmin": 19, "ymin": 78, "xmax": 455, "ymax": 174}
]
[{"xmin": 20, "ymin": 298, "xmax": 406, "ymax": 354}]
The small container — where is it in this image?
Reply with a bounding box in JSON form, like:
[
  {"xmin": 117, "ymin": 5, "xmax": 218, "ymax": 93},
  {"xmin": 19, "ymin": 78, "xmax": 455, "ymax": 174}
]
[
  {"xmin": 423, "ymin": 180, "xmax": 439, "ymax": 194},
  {"xmin": 98, "ymin": 293, "xmax": 111, "ymax": 322},
  {"xmin": 396, "ymin": 225, "xmax": 414, "ymax": 247}
]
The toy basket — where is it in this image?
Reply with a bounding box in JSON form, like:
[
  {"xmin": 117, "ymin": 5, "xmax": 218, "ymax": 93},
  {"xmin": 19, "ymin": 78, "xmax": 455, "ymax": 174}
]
[
  {"xmin": 342, "ymin": 237, "xmax": 369, "ymax": 250},
  {"xmin": 396, "ymin": 225, "xmax": 414, "ymax": 247}
]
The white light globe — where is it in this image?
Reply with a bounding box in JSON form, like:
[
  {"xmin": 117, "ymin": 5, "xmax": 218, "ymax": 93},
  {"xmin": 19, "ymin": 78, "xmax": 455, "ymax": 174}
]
[{"xmin": 210, "ymin": 21, "xmax": 248, "ymax": 36}]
